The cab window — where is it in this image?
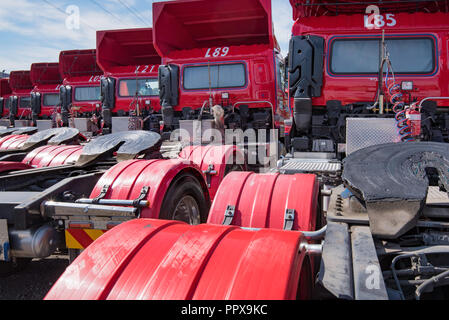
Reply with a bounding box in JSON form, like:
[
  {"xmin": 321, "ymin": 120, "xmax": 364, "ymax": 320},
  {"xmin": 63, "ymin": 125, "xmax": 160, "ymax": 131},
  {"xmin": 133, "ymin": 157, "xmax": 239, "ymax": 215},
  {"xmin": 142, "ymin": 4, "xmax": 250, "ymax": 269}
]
[
  {"xmin": 183, "ymin": 63, "xmax": 246, "ymax": 90},
  {"xmin": 118, "ymin": 78, "xmax": 159, "ymax": 97},
  {"xmin": 330, "ymin": 37, "xmax": 435, "ymax": 74},
  {"xmin": 74, "ymin": 86, "xmax": 101, "ymax": 101},
  {"xmin": 43, "ymin": 93, "xmax": 59, "ymax": 106}
]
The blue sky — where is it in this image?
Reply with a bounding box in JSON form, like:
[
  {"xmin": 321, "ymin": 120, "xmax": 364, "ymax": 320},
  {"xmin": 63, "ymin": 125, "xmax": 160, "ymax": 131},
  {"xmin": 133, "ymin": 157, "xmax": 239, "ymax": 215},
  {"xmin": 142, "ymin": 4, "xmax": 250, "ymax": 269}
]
[{"xmin": 0, "ymin": 0, "xmax": 293, "ymax": 73}]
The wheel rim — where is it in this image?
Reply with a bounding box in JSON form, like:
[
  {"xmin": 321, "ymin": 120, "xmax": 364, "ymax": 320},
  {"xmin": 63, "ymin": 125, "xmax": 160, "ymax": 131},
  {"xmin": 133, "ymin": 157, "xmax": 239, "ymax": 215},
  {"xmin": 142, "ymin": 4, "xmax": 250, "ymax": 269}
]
[{"xmin": 172, "ymin": 195, "xmax": 201, "ymax": 225}]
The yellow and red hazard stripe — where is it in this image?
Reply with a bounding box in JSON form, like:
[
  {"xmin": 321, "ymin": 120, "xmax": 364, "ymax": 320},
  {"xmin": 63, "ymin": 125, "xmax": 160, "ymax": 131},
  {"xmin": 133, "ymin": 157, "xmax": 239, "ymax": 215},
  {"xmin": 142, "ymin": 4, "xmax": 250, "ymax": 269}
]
[{"xmin": 65, "ymin": 229, "xmax": 106, "ymax": 249}]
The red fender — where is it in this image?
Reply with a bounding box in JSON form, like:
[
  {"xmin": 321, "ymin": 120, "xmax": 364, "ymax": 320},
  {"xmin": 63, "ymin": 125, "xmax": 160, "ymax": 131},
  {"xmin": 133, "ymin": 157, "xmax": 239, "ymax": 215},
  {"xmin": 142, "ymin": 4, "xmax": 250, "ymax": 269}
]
[
  {"xmin": 0, "ymin": 134, "xmax": 29, "ymax": 150},
  {"xmin": 21, "ymin": 145, "xmax": 83, "ymax": 168},
  {"xmin": 207, "ymin": 172, "xmax": 319, "ymax": 231},
  {"xmin": 89, "ymin": 159, "xmax": 207, "ymax": 219},
  {"xmin": 179, "ymin": 145, "xmax": 245, "ymax": 200},
  {"xmin": 0, "ymin": 145, "xmax": 83, "ymax": 174},
  {"xmin": 0, "ymin": 162, "xmax": 33, "ymax": 173},
  {"xmin": 45, "ymin": 219, "xmax": 311, "ymax": 300}
]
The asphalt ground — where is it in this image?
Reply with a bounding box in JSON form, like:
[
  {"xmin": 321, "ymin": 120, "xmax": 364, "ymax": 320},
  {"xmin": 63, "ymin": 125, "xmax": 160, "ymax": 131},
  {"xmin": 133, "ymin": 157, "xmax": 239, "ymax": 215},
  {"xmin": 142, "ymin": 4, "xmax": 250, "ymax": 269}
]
[{"xmin": 0, "ymin": 254, "xmax": 68, "ymax": 300}]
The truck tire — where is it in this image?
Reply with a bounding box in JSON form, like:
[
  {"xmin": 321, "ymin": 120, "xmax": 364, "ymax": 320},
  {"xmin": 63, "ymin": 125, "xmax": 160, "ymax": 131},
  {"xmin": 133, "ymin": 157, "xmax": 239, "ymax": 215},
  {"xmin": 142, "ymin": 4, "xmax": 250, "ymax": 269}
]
[{"xmin": 159, "ymin": 173, "xmax": 210, "ymax": 224}]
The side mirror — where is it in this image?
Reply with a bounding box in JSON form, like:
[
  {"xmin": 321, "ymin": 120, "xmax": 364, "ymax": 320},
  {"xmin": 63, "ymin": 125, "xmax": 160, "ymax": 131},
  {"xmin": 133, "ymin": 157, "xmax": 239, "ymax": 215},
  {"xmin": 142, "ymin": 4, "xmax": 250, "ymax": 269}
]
[
  {"xmin": 158, "ymin": 64, "xmax": 179, "ymax": 128},
  {"xmin": 9, "ymin": 96, "xmax": 18, "ymax": 116},
  {"xmin": 100, "ymin": 77, "xmax": 116, "ymax": 110},
  {"xmin": 31, "ymin": 92, "xmax": 42, "ymax": 115},
  {"xmin": 59, "ymin": 86, "xmax": 72, "ymax": 127},
  {"xmin": 9, "ymin": 96, "xmax": 18, "ymax": 127},
  {"xmin": 100, "ymin": 77, "xmax": 116, "ymax": 134},
  {"xmin": 158, "ymin": 64, "xmax": 179, "ymax": 107}
]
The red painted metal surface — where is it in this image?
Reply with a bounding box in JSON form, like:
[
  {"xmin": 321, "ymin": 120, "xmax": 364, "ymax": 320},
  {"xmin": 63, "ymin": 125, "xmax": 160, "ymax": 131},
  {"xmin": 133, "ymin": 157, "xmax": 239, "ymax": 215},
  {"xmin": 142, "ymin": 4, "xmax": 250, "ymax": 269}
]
[
  {"xmin": 89, "ymin": 159, "xmax": 206, "ymax": 219},
  {"xmin": 208, "ymin": 172, "xmax": 319, "ymax": 231},
  {"xmin": 45, "ymin": 218, "xmax": 311, "ymax": 300},
  {"xmin": 289, "ymin": 2, "xmax": 449, "ymax": 108},
  {"xmin": 290, "ymin": 0, "xmax": 448, "ymax": 19},
  {"xmin": 0, "ymin": 134, "xmax": 28, "ymax": 150},
  {"xmin": 30, "ymin": 63, "xmax": 63, "ymax": 118},
  {"xmin": 152, "ymin": 0, "xmax": 290, "ymax": 130},
  {"xmin": 9, "ymin": 71, "xmax": 33, "ymax": 118},
  {"xmin": 0, "ymin": 145, "xmax": 83, "ymax": 174},
  {"xmin": 96, "ymin": 28, "xmax": 162, "ymax": 114},
  {"xmin": 179, "ymin": 145, "xmax": 245, "ymax": 200},
  {"xmin": 0, "ymin": 78, "xmax": 12, "ymax": 117},
  {"xmin": 0, "ymin": 162, "xmax": 32, "ymax": 173},
  {"xmin": 21, "ymin": 145, "xmax": 83, "ymax": 167},
  {"xmin": 59, "ymin": 50, "xmax": 103, "ymax": 114}
]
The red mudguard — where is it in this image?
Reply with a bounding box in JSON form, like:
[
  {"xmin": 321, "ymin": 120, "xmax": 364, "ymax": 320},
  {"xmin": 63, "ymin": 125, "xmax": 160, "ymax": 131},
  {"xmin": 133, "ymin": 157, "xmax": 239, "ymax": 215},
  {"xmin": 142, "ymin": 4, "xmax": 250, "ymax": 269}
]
[
  {"xmin": 207, "ymin": 172, "xmax": 319, "ymax": 231},
  {"xmin": 0, "ymin": 135, "xmax": 29, "ymax": 150},
  {"xmin": 45, "ymin": 218, "xmax": 311, "ymax": 300},
  {"xmin": 89, "ymin": 159, "xmax": 207, "ymax": 219},
  {"xmin": 0, "ymin": 145, "xmax": 83, "ymax": 174},
  {"xmin": 21, "ymin": 145, "xmax": 83, "ymax": 167},
  {"xmin": 179, "ymin": 145, "xmax": 245, "ymax": 200},
  {"xmin": 0, "ymin": 162, "xmax": 33, "ymax": 172}
]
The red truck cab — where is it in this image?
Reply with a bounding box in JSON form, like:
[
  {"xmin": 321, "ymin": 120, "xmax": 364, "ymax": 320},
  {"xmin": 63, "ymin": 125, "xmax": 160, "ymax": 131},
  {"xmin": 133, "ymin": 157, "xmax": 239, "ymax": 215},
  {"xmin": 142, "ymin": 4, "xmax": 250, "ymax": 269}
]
[
  {"xmin": 0, "ymin": 78, "xmax": 12, "ymax": 120},
  {"xmin": 30, "ymin": 62, "xmax": 63, "ymax": 123},
  {"xmin": 58, "ymin": 50, "xmax": 103, "ymax": 127},
  {"xmin": 288, "ymin": 0, "xmax": 449, "ymax": 152},
  {"xmin": 96, "ymin": 28, "xmax": 161, "ymax": 133},
  {"xmin": 153, "ymin": 0, "xmax": 289, "ymax": 136},
  {"xmin": 8, "ymin": 71, "xmax": 33, "ymax": 125}
]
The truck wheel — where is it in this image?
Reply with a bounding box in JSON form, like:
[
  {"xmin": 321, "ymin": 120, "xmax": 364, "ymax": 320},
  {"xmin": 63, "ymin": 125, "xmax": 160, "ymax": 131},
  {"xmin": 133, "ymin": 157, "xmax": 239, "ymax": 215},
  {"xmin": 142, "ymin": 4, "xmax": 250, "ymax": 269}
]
[
  {"xmin": 159, "ymin": 174, "xmax": 210, "ymax": 224},
  {"xmin": 0, "ymin": 258, "xmax": 32, "ymax": 277}
]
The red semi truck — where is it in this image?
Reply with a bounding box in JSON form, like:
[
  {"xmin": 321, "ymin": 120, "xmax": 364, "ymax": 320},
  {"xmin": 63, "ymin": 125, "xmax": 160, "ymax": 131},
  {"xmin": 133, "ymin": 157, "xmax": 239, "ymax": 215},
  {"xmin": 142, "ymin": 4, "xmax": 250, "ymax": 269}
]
[
  {"xmin": 96, "ymin": 28, "xmax": 162, "ymax": 134},
  {"xmin": 58, "ymin": 50, "xmax": 103, "ymax": 130},
  {"xmin": 30, "ymin": 63, "xmax": 63, "ymax": 127},
  {"xmin": 8, "ymin": 71, "xmax": 33, "ymax": 126},
  {"xmin": 0, "ymin": 78, "xmax": 12, "ymax": 120},
  {"xmin": 153, "ymin": 0, "xmax": 290, "ymax": 143},
  {"xmin": 287, "ymin": 0, "xmax": 449, "ymax": 154}
]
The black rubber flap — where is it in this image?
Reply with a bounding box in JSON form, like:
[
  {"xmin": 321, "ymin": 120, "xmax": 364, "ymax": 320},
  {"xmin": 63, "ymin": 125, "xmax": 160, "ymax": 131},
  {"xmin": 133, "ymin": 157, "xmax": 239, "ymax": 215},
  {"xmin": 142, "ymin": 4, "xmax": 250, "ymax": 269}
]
[
  {"xmin": 22, "ymin": 128, "xmax": 80, "ymax": 149},
  {"xmin": 0, "ymin": 127, "xmax": 38, "ymax": 138},
  {"xmin": 342, "ymin": 142, "xmax": 449, "ymax": 203},
  {"xmin": 76, "ymin": 131, "xmax": 162, "ymax": 166}
]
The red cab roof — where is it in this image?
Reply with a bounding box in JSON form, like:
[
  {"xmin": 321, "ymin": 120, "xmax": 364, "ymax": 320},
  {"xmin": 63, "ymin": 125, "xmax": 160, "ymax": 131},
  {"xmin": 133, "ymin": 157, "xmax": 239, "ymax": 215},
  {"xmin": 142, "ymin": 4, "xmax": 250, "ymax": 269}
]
[
  {"xmin": 59, "ymin": 49, "xmax": 102, "ymax": 79},
  {"xmin": 30, "ymin": 62, "xmax": 62, "ymax": 86},
  {"xmin": 96, "ymin": 28, "xmax": 160, "ymax": 75},
  {"xmin": 290, "ymin": 0, "xmax": 449, "ymax": 19},
  {"xmin": 153, "ymin": 0, "xmax": 277, "ymax": 58}
]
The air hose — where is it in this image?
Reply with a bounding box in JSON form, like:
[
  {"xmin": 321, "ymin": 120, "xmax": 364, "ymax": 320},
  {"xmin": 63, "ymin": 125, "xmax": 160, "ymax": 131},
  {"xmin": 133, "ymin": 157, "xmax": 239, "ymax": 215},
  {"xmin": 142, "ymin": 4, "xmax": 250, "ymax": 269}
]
[{"xmin": 388, "ymin": 83, "xmax": 414, "ymax": 142}]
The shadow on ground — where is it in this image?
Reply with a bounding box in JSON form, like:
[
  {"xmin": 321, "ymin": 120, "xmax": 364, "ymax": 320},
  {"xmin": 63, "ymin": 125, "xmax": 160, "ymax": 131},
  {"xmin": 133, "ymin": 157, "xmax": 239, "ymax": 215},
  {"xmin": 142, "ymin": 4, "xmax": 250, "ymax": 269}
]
[{"xmin": 0, "ymin": 255, "xmax": 68, "ymax": 300}]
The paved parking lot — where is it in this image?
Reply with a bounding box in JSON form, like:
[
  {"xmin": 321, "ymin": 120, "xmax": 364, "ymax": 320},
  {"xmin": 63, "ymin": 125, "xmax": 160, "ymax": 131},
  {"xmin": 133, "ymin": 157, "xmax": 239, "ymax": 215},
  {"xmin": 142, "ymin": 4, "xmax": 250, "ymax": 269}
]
[{"xmin": 0, "ymin": 255, "xmax": 68, "ymax": 300}]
